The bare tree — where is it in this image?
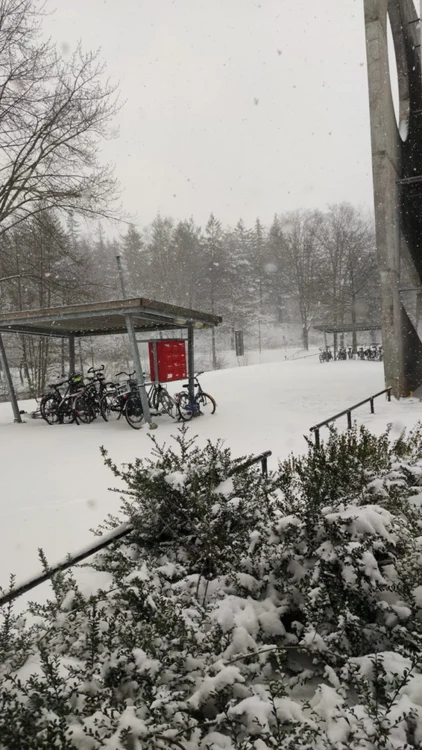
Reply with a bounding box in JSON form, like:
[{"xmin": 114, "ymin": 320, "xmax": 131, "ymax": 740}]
[
  {"xmin": 315, "ymin": 204, "xmax": 379, "ymax": 350},
  {"xmin": 0, "ymin": 0, "xmax": 119, "ymax": 233},
  {"xmin": 275, "ymin": 211, "xmax": 323, "ymax": 350}
]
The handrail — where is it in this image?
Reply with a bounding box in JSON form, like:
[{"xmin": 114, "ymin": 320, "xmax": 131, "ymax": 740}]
[
  {"xmin": 229, "ymin": 450, "xmax": 272, "ymax": 477},
  {"xmin": 0, "ymin": 450, "xmax": 272, "ymax": 608},
  {"xmin": 310, "ymin": 387, "xmax": 392, "ymax": 448}
]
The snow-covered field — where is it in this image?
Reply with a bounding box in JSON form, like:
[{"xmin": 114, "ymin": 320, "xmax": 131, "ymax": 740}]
[{"xmin": 1, "ymin": 356, "xmax": 422, "ymax": 598}]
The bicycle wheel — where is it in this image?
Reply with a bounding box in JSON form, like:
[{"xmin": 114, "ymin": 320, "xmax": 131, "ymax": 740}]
[
  {"xmin": 150, "ymin": 386, "xmax": 160, "ymax": 412},
  {"xmin": 124, "ymin": 393, "xmax": 144, "ymax": 429},
  {"xmin": 156, "ymin": 389, "xmax": 176, "ymax": 418},
  {"xmin": 74, "ymin": 394, "xmax": 95, "ymax": 424},
  {"xmin": 177, "ymin": 392, "xmax": 194, "ymax": 421},
  {"xmin": 58, "ymin": 399, "xmax": 75, "ymax": 424},
  {"xmin": 40, "ymin": 394, "xmax": 61, "ymax": 425},
  {"xmin": 197, "ymin": 392, "xmax": 216, "ymax": 416},
  {"xmin": 100, "ymin": 392, "xmax": 122, "ymax": 421}
]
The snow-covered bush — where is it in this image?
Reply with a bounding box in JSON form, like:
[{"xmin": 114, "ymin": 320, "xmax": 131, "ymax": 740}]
[{"xmin": 2, "ymin": 424, "xmax": 422, "ymax": 749}]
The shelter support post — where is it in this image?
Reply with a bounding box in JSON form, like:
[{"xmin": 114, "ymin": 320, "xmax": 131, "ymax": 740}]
[
  {"xmin": 125, "ymin": 314, "xmax": 155, "ymax": 428},
  {"xmin": 68, "ymin": 335, "xmax": 76, "ymax": 375},
  {"xmin": 115, "ymin": 254, "xmax": 155, "ymax": 428},
  {"xmin": 187, "ymin": 324, "xmax": 195, "ymax": 403},
  {"xmin": 0, "ymin": 333, "xmax": 22, "ymax": 423},
  {"xmin": 152, "ymin": 341, "xmax": 159, "ymax": 384}
]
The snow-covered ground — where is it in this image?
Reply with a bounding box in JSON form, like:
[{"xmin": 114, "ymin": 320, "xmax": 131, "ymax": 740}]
[{"xmin": 1, "ymin": 356, "xmax": 422, "ymax": 599}]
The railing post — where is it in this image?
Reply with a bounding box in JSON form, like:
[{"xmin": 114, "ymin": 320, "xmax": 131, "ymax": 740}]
[
  {"xmin": 261, "ymin": 456, "xmax": 268, "ymax": 477},
  {"xmin": 370, "ymin": 397, "xmax": 374, "ymax": 414},
  {"xmin": 387, "ymin": 388, "xmax": 391, "ymax": 402},
  {"xmin": 314, "ymin": 429, "xmax": 320, "ymax": 449},
  {"xmin": 347, "ymin": 410, "xmax": 352, "ymax": 430}
]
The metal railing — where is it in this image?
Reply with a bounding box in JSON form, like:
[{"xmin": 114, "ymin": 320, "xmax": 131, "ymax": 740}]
[
  {"xmin": 0, "ymin": 450, "xmax": 272, "ymax": 608},
  {"xmin": 310, "ymin": 387, "xmax": 392, "ymax": 449}
]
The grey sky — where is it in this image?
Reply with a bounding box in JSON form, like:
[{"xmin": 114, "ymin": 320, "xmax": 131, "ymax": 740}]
[{"xmin": 44, "ymin": 0, "xmax": 374, "ymax": 229}]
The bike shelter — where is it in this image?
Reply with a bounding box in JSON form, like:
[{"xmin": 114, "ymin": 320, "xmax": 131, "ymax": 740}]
[
  {"xmin": 0, "ymin": 297, "xmax": 222, "ymax": 426},
  {"xmin": 314, "ymin": 322, "xmax": 382, "ymax": 360}
]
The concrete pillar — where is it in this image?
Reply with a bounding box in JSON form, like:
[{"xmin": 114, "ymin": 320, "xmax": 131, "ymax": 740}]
[
  {"xmin": 364, "ymin": 0, "xmax": 405, "ymax": 396},
  {"xmin": 364, "ymin": 0, "xmax": 422, "ymax": 396}
]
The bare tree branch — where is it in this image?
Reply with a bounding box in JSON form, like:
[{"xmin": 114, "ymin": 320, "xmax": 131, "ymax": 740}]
[{"xmin": 0, "ymin": 0, "xmax": 121, "ymax": 234}]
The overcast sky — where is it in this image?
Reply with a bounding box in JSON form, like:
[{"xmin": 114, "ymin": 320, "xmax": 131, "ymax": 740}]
[{"xmin": 44, "ymin": 0, "xmax": 375, "ymax": 229}]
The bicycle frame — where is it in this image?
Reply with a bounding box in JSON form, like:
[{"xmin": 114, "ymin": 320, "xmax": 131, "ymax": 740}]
[
  {"xmin": 177, "ymin": 374, "xmax": 207, "ymax": 414},
  {"xmin": 48, "ymin": 383, "xmax": 83, "ymax": 422}
]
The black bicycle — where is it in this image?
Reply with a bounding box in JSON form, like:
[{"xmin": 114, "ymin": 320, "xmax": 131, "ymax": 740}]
[
  {"xmin": 147, "ymin": 381, "xmax": 177, "ymax": 418},
  {"xmin": 84, "ymin": 365, "xmax": 118, "ymax": 422},
  {"xmin": 100, "ymin": 371, "xmax": 145, "ymax": 429},
  {"xmin": 40, "ymin": 373, "xmax": 93, "ymax": 425},
  {"xmin": 175, "ymin": 372, "xmax": 216, "ymax": 421}
]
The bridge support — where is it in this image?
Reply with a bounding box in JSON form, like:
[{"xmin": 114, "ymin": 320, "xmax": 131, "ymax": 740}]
[{"xmin": 364, "ymin": 0, "xmax": 422, "ymax": 397}]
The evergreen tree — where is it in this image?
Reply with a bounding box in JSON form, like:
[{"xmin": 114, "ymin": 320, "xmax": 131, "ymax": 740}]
[
  {"xmin": 250, "ymin": 218, "xmax": 267, "ymax": 354},
  {"xmin": 267, "ymin": 214, "xmax": 289, "ymax": 324},
  {"xmin": 121, "ymin": 224, "xmax": 144, "ymax": 296},
  {"xmin": 225, "ymin": 219, "xmax": 254, "ymax": 340},
  {"xmin": 202, "ymin": 213, "xmax": 227, "ymax": 368},
  {"xmin": 144, "ymin": 213, "xmax": 174, "ymax": 301},
  {"xmin": 171, "ymin": 218, "xmax": 202, "ymax": 308}
]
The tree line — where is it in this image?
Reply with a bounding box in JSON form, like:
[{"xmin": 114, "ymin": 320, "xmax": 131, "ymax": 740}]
[{"xmin": 0, "ymin": 202, "xmax": 379, "ymax": 393}]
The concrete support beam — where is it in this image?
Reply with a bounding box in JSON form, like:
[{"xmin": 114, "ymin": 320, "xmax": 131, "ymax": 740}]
[{"xmin": 364, "ymin": 0, "xmax": 422, "ymax": 397}]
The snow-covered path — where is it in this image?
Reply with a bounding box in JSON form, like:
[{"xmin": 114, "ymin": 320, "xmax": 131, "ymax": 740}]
[{"xmin": 1, "ymin": 357, "xmax": 422, "ymax": 592}]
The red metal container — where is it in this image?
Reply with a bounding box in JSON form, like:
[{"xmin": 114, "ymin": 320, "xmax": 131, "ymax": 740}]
[{"xmin": 148, "ymin": 339, "xmax": 187, "ymax": 382}]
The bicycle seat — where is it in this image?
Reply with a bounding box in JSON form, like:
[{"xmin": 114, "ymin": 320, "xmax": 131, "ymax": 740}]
[{"xmin": 48, "ymin": 379, "xmax": 66, "ymax": 388}]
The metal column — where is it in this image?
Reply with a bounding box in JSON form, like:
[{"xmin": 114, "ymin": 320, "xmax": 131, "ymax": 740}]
[
  {"xmin": 125, "ymin": 314, "xmax": 154, "ymax": 426},
  {"xmin": 116, "ymin": 255, "xmax": 155, "ymax": 428},
  {"xmin": 152, "ymin": 341, "xmax": 159, "ymax": 384},
  {"xmin": 68, "ymin": 336, "xmax": 76, "ymax": 375},
  {"xmin": 0, "ymin": 333, "xmax": 22, "ymax": 423},
  {"xmin": 187, "ymin": 324, "xmax": 195, "ymax": 403}
]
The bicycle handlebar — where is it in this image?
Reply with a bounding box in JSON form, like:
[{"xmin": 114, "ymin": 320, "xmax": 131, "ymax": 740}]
[
  {"xmin": 115, "ymin": 370, "xmax": 135, "ymax": 378},
  {"xmin": 88, "ymin": 365, "xmax": 105, "ymax": 374}
]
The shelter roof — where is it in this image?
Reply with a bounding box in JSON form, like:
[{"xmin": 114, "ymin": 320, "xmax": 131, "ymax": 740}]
[
  {"xmin": 0, "ymin": 298, "xmax": 222, "ymax": 338},
  {"xmin": 314, "ymin": 323, "xmax": 381, "ymax": 334}
]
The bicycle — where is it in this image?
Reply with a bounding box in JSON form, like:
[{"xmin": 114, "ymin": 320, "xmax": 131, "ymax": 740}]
[
  {"xmin": 40, "ymin": 373, "xmax": 94, "ymax": 425},
  {"xmin": 99, "ymin": 371, "xmax": 129, "ymax": 422},
  {"xmin": 175, "ymin": 372, "xmax": 216, "ymax": 421},
  {"xmin": 100, "ymin": 371, "xmax": 144, "ymax": 429},
  {"xmin": 146, "ymin": 381, "xmax": 177, "ymax": 418},
  {"xmin": 84, "ymin": 365, "xmax": 117, "ymax": 422}
]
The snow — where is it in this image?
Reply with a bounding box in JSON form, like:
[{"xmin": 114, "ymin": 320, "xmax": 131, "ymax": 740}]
[
  {"xmin": 132, "ymin": 648, "xmax": 161, "ymax": 676},
  {"xmin": 413, "ymin": 585, "xmax": 422, "ymax": 606},
  {"xmin": 1, "ymin": 355, "xmax": 422, "ymax": 604},
  {"xmin": 324, "ymin": 505, "xmax": 394, "ymax": 540},
  {"xmin": 189, "ymin": 665, "xmax": 245, "ymax": 709}
]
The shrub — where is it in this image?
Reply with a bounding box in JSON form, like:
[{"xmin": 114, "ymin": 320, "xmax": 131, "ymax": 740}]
[{"xmin": 1, "ymin": 425, "xmax": 422, "ymax": 748}]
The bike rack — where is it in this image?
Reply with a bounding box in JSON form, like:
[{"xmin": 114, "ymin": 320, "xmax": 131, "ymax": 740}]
[
  {"xmin": 0, "ymin": 450, "xmax": 272, "ymax": 608},
  {"xmin": 310, "ymin": 387, "xmax": 392, "ymax": 449}
]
